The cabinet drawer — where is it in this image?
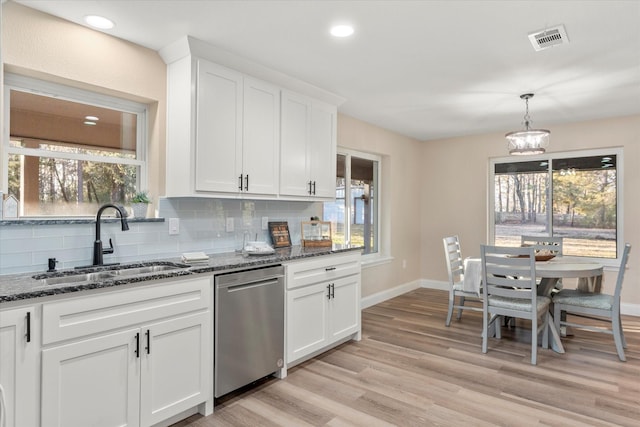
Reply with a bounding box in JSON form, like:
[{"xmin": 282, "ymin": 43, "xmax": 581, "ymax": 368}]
[
  {"xmin": 42, "ymin": 276, "xmax": 212, "ymax": 345},
  {"xmin": 285, "ymin": 252, "xmax": 360, "ymax": 290}
]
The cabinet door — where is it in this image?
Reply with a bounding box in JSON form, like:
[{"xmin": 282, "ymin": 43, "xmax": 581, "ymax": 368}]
[
  {"xmin": 329, "ymin": 275, "xmax": 361, "ymax": 342},
  {"xmin": 139, "ymin": 312, "xmax": 210, "ymax": 427},
  {"xmin": 280, "ymin": 90, "xmax": 311, "ymax": 196},
  {"xmin": 242, "ymin": 78, "xmax": 280, "ymax": 195},
  {"xmin": 195, "ymin": 60, "xmax": 243, "ymax": 193},
  {"xmin": 0, "ymin": 307, "xmax": 39, "ymax": 427},
  {"xmin": 41, "ymin": 329, "xmax": 140, "ymax": 427},
  {"xmin": 309, "ymin": 101, "xmax": 337, "ymax": 198},
  {"xmin": 286, "ymin": 283, "xmax": 329, "ymax": 362}
]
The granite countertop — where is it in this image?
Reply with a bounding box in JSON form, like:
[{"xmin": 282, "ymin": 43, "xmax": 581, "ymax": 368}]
[{"xmin": 0, "ymin": 245, "xmax": 361, "ymax": 303}]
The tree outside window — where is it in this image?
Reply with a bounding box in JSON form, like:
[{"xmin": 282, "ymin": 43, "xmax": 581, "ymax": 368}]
[
  {"xmin": 5, "ymin": 75, "xmax": 147, "ymax": 217},
  {"xmin": 492, "ymin": 152, "xmax": 619, "ymax": 259}
]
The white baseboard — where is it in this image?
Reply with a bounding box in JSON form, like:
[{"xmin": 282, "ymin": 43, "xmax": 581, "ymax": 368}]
[
  {"xmin": 621, "ymin": 303, "xmax": 640, "ymax": 317},
  {"xmin": 360, "ymin": 279, "xmax": 422, "ymax": 309},
  {"xmin": 361, "ymin": 279, "xmax": 640, "ymax": 317}
]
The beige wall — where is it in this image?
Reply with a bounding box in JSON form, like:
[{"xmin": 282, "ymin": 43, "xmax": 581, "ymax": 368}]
[
  {"xmin": 338, "ymin": 114, "xmax": 423, "ymax": 298},
  {"xmin": 1, "ymin": 2, "xmax": 167, "ymax": 201},
  {"xmin": 420, "ymin": 114, "xmax": 640, "ymax": 309}
]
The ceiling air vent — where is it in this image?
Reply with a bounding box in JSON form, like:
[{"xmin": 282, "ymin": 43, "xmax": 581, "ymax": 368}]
[{"xmin": 528, "ymin": 24, "xmax": 569, "ymax": 51}]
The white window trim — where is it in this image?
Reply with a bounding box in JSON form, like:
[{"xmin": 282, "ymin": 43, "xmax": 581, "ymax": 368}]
[
  {"xmin": 488, "ymin": 147, "xmax": 624, "ymax": 267},
  {"xmin": 337, "ymin": 147, "xmax": 385, "ymax": 264},
  {"xmin": 2, "ymin": 73, "xmax": 148, "ymax": 202}
]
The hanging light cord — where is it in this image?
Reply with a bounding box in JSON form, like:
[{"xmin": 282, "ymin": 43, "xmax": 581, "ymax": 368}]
[{"xmin": 523, "ymin": 96, "xmax": 531, "ymax": 130}]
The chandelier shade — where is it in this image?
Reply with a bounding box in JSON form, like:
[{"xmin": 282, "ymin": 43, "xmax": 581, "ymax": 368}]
[{"xmin": 505, "ymin": 93, "xmax": 550, "ymax": 155}]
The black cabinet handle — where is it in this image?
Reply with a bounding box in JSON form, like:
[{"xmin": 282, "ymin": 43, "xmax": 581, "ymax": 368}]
[
  {"xmin": 312, "ymin": 181, "xmax": 316, "ymax": 195},
  {"xmin": 326, "ymin": 284, "xmax": 331, "ymax": 299},
  {"xmin": 325, "ymin": 267, "xmax": 336, "ymax": 271},
  {"xmin": 308, "ymin": 181, "xmax": 313, "ymax": 195},
  {"xmin": 26, "ymin": 311, "xmax": 31, "ymax": 343},
  {"xmin": 135, "ymin": 332, "xmax": 140, "ymax": 358},
  {"xmin": 145, "ymin": 329, "xmax": 150, "ymax": 355},
  {"xmin": 331, "ymin": 283, "xmax": 335, "ymax": 299},
  {"xmin": 238, "ymin": 174, "xmax": 244, "ymax": 191},
  {"xmin": 244, "ymin": 174, "xmax": 249, "ymax": 191}
]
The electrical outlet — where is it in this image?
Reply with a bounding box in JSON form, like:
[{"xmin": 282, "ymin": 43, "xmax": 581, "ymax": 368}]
[
  {"xmin": 262, "ymin": 216, "xmax": 269, "ymax": 230},
  {"xmin": 168, "ymin": 218, "xmax": 180, "ymax": 235},
  {"xmin": 226, "ymin": 217, "xmax": 234, "ymax": 232}
]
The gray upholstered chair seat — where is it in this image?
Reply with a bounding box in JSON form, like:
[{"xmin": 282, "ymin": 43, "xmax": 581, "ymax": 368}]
[
  {"xmin": 552, "ymin": 289, "xmax": 613, "ymax": 310},
  {"xmin": 489, "ymin": 295, "xmax": 550, "ymax": 313}
]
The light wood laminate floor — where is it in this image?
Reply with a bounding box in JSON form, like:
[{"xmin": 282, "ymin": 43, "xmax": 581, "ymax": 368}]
[{"xmin": 173, "ymin": 288, "xmax": 639, "ymax": 426}]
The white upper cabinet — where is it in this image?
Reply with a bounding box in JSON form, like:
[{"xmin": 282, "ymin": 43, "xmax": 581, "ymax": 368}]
[
  {"xmin": 241, "ymin": 77, "xmax": 280, "ymax": 195},
  {"xmin": 280, "ymin": 91, "xmax": 337, "ymax": 199},
  {"xmin": 161, "ymin": 36, "xmax": 342, "ymax": 200},
  {"xmin": 166, "ymin": 58, "xmax": 280, "ymax": 197},
  {"xmin": 195, "ymin": 61, "xmax": 243, "ymax": 193}
]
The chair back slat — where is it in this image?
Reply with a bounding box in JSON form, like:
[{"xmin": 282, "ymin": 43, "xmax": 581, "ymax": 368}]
[
  {"xmin": 443, "ymin": 236, "xmax": 464, "ymax": 283},
  {"xmin": 481, "ymin": 245, "xmax": 537, "ymax": 301},
  {"xmin": 521, "ymin": 235, "xmax": 563, "ymax": 256}
]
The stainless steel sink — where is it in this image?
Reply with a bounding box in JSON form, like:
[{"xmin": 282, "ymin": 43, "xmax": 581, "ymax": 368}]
[
  {"xmin": 40, "ymin": 271, "xmax": 117, "ymax": 286},
  {"xmin": 112, "ymin": 264, "xmax": 184, "ymax": 276},
  {"xmin": 35, "ymin": 262, "xmax": 190, "ymax": 286}
]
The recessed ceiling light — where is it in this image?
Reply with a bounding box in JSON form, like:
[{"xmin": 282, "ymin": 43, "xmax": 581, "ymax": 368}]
[
  {"xmin": 85, "ymin": 115, "xmax": 99, "ymax": 121},
  {"xmin": 84, "ymin": 15, "xmax": 115, "ymax": 30},
  {"xmin": 84, "ymin": 121, "xmax": 97, "ymax": 126},
  {"xmin": 330, "ymin": 25, "xmax": 354, "ymax": 38}
]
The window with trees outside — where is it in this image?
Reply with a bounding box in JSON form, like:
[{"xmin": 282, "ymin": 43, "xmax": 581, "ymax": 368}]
[
  {"xmin": 3, "ymin": 74, "xmax": 147, "ymax": 217},
  {"xmin": 490, "ymin": 148, "xmax": 621, "ymax": 260},
  {"xmin": 323, "ymin": 150, "xmax": 379, "ymax": 255}
]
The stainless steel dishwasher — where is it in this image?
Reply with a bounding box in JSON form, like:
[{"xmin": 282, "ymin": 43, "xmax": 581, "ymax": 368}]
[{"xmin": 214, "ymin": 264, "xmax": 284, "ymax": 398}]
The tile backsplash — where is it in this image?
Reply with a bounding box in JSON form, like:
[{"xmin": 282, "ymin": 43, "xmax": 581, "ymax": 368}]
[{"xmin": 0, "ymin": 198, "xmax": 321, "ymax": 275}]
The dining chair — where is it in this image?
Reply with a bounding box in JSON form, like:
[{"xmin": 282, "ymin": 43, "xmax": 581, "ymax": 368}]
[
  {"xmin": 443, "ymin": 236, "xmax": 482, "ymax": 326},
  {"xmin": 552, "ymin": 243, "xmax": 631, "ymax": 361},
  {"xmin": 520, "ymin": 235, "xmax": 564, "ymax": 256},
  {"xmin": 481, "ymin": 245, "xmax": 553, "ymax": 365},
  {"xmin": 521, "ymin": 235, "xmax": 564, "ymax": 291}
]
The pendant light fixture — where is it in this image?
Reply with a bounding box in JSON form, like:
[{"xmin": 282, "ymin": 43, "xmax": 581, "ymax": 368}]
[{"xmin": 505, "ymin": 93, "xmax": 550, "ymax": 155}]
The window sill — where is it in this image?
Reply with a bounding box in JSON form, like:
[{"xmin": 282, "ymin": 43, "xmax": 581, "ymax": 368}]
[
  {"xmin": 0, "ymin": 218, "xmax": 165, "ymax": 226},
  {"xmin": 361, "ymin": 253, "xmax": 394, "ymax": 269}
]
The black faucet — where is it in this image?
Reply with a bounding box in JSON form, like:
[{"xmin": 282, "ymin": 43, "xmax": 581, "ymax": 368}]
[{"xmin": 93, "ymin": 204, "xmax": 129, "ymax": 266}]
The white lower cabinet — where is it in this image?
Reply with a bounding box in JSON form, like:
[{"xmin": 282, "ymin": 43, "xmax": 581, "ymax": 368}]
[
  {"xmin": 41, "ymin": 328, "xmax": 140, "ymax": 427},
  {"xmin": 0, "ymin": 306, "xmax": 40, "ymax": 427},
  {"xmin": 40, "ymin": 277, "xmax": 212, "ymax": 427},
  {"xmin": 285, "ymin": 252, "xmax": 361, "ymax": 365}
]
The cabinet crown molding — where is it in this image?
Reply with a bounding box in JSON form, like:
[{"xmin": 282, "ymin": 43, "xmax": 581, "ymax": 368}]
[{"xmin": 159, "ymin": 35, "xmax": 345, "ymax": 106}]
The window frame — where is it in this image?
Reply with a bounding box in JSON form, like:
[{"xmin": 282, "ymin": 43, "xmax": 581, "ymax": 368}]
[
  {"xmin": 489, "ymin": 147, "xmax": 624, "ymax": 266},
  {"xmin": 2, "ymin": 73, "xmax": 148, "ymax": 216},
  {"xmin": 333, "ymin": 147, "xmax": 383, "ymax": 263}
]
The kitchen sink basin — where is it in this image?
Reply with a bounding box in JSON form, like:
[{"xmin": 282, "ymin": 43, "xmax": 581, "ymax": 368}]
[
  {"xmin": 111, "ymin": 264, "xmax": 184, "ymax": 276},
  {"xmin": 34, "ymin": 262, "xmax": 190, "ymax": 286},
  {"xmin": 39, "ymin": 271, "xmax": 118, "ymax": 286}
]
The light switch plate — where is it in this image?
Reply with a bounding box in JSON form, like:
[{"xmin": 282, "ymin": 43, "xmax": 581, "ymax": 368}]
[
  {"xmin": 226, "ymin": 217, "xmax": 234, "ymax": 232},
  {"xmin": 168, "ymin": 218, "xmax": 180, "ymax": 235},
  {"xmin": 262, "ymin": 216, "xmax": 269, "ymax": 230}
]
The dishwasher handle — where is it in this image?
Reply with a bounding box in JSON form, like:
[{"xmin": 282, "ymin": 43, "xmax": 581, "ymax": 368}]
[{"xmin": 225, "ymin": 278, "xmax": 280, "ymax": 292}]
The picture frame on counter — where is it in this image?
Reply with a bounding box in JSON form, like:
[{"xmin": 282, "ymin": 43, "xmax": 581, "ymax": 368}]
[{"xmin": 268, "ymin": 221, "xmax": 291, "ymax": 248}]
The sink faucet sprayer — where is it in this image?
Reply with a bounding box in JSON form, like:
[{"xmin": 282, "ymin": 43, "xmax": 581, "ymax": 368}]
[{"xmin": 93, "ymin": 203, "xmax": 129, "ymax": 266}]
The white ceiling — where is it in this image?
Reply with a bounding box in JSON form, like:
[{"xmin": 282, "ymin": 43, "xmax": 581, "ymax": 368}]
[{"xmin": 12, "ymin": 0, "xmax": 640, "ymax": 141}]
